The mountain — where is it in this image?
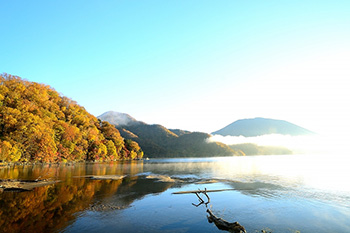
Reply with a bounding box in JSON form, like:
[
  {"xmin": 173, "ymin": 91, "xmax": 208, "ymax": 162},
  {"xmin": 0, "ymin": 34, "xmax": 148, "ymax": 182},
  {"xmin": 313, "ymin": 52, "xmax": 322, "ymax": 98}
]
[
  {"xmin": 169, "ymin": 129, "xmax": 191, "ymax": 136},
  {"xmin": 212, "ymin": 117, "xmax": 314, "ymax": 137},
  {"xmin": 0, "ymin": 74, "xmax": 143, "ymax": 163},
  {"xmin": 98, "ymin": 111, "xmax": 144, "ymax": 126},
  {"xmin": 99, "ymin": 113, "xmax": 241, "ymax": 158}
]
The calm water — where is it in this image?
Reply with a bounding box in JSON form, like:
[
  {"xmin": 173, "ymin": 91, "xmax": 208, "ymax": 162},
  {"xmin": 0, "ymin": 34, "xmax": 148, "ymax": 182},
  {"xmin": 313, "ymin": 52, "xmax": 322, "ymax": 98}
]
[{"xmin": 1, "ymin": 155, "xmax": 350, "ymax": 233}]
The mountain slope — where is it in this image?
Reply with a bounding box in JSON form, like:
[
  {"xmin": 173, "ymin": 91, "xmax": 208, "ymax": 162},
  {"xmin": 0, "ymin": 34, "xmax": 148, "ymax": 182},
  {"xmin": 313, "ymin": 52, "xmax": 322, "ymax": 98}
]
[
  {"xmin": 0, "ymin": 74, "xmax": 143, "ymax": 162},
  {"xmin": 99, "ymin": 118, "xmax": 240, "ymax": 158},
  {"xmin": 212, "ymin": 117, "xmax": 314, "ymax": 137},
  {"xmin": 98, "ymin": 111, "xmax": 143, "ymax": 126},
  {"xmin": 98, "ymin": 111, "xmax": 239, "ymax": 158}
]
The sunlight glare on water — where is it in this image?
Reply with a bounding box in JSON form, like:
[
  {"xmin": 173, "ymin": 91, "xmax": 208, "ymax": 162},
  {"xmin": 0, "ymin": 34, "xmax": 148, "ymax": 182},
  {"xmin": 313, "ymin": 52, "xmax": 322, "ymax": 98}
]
[{"xmin": 210, "ymin": 154, "xmax": 350, "ymax": 193}]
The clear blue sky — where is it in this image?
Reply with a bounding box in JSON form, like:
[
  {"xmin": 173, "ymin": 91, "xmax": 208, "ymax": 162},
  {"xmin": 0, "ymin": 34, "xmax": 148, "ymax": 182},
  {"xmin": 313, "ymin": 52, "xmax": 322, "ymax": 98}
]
[{"xmin": 1, "ymin": 0, "xmax": 350, "ymax": 135}]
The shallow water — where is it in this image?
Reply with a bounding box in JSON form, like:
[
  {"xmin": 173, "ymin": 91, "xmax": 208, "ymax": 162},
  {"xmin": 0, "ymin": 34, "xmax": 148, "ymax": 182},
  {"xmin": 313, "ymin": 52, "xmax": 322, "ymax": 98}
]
[{"xmin": 1, "ymin": 155, "xmax": 350, "ymax": 232}]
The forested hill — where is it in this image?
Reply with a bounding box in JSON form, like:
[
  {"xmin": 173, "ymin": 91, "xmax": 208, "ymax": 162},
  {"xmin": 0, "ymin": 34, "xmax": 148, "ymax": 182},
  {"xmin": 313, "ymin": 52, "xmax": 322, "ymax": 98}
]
[
  {"xmin": 118, "ymin": 124, "xmax": 240, "ymax": 158},
  {"xmin": 99, "ymin": 111, "xmax": 241, "ymax": 158},
  {"xmin": 0, "ymin": 74, "xmax": 143, "ymax": 163}
]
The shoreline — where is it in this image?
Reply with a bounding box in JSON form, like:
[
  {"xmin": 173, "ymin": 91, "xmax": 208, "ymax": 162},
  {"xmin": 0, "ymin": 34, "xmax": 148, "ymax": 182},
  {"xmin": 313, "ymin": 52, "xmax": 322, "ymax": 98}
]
[{"xmin": 0, "ymin": 159, "xmax": 146, "ymax": 168}]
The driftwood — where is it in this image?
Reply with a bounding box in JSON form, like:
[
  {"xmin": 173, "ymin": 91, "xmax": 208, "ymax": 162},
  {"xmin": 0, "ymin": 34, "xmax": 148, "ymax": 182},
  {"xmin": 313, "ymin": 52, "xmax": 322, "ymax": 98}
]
[
  {"xmin": 175, "ymin": 188, "xmax": 247, "ymax": 233},
  {"xmin": 207, "ymin": 209, "xmax": 247, "ymax": 233},
  {"xmin": 172, "ymin": 188, "xmax": 235, "ymax": 194}
]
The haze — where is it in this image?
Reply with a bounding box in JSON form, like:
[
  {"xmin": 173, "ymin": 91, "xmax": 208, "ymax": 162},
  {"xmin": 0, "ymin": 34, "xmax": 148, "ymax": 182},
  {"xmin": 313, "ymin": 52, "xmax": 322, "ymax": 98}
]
[{"xmin": 1, "ymin": 1, "xmax": 349, "ymax": 137}]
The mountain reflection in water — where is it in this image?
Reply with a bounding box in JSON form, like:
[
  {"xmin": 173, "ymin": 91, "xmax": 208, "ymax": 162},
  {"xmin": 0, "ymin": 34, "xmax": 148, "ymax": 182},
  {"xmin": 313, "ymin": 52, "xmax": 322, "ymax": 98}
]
[{"xmin": 0, "ymin": 156, "xmax": 350, "ymax": 233}]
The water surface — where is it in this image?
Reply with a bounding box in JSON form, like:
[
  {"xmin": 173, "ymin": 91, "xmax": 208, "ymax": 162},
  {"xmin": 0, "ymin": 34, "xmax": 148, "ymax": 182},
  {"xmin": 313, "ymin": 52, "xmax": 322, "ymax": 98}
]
[{"xmin": 1, "ymin": 155, "xmax": 350, "ymax": 232}]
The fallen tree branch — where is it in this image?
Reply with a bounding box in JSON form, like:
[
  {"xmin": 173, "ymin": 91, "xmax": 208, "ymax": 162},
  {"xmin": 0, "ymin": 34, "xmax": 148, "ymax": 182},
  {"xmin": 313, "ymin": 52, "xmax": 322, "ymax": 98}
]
[
  {"xmin": 192, "ymin": 188, "xmax": 210, "ymax": 207},
  {"xmin": 176, "ymin": 187, "xmax": 247, "ymax": 232},
  {"xmin": 207, "ymin": 209, "xmax": 247, "ymax": 233},
  {"xmin": 172, "ymin": 188, "xmax": 235, "ymax": 194}
]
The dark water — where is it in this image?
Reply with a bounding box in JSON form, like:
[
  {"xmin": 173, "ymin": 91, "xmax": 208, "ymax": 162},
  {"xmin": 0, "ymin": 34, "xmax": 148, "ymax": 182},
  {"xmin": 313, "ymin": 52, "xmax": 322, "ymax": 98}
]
[{"xmin": 1, "ymin": 155, "xmax": 350, "ymax": 233}]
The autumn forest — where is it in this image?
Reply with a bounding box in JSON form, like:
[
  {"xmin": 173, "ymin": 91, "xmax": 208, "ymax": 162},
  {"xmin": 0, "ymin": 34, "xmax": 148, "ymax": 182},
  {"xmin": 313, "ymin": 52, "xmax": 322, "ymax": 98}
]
[{"xmin": 0, "ymin": 73, "xmax": 143, "ymax": 163}]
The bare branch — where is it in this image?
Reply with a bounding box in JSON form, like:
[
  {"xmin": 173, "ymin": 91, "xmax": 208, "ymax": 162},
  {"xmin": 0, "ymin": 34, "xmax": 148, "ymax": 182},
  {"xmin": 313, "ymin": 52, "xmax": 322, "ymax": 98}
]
[
  {"xmin": 192, "ymin": 192, "xmax": 205, "ymax": 207},
  {"xmin": 207, "ymin": 209, "xmax": 247, "ymax": 233},
  {"xmin": 191, "ymin": 188, "xmax": 211, "ymax": 207},
  {"xmin": 181, "ymin": 187, "xmax": 247, "ymax": 232},
  {"xmin": 203, "ymin": 188, "xmax": 210, "ymax": 204}
]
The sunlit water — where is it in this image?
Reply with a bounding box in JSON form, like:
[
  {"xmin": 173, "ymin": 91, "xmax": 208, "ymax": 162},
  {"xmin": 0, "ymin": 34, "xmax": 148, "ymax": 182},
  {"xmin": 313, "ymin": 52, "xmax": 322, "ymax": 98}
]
[{"xmin": 1, "ymin": 155, "xmax": 350, "ymax": 232}]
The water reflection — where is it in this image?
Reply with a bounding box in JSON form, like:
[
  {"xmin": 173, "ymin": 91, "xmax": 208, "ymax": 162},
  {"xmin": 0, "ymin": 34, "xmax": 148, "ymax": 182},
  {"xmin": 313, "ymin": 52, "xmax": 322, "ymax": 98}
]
[
  {"xmin": 0, "ymin": 161, "xmax": 144, "ymax": 180},
  {"xmin": 1, "ymin": 156, "xmax": 350, "ymax": 233},
  {"xmin": 0, "ymin": 161, "xmax": 171, "ymax": 233}
]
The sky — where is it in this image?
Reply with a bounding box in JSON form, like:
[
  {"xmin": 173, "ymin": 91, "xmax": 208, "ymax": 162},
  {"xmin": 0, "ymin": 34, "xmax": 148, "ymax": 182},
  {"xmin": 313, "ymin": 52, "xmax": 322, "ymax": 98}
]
[{"xmin": 1, "ymin": 0, "xmax": 350, "ymax": 136}]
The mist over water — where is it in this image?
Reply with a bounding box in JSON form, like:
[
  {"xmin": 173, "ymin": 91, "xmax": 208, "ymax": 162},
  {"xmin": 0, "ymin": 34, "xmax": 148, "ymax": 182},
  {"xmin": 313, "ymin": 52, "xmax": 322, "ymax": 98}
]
[
  {"xmin": 147, "ymin": 154, "xmax": 350, "ymax": 192},
  {"xmin": 209, "ymin": 133, "xmax": 349, "ymax": 155},
  {"xmin": 143, "ymin": 155, "xmax": 350, "ymax": 232},
  {"xmin": 144, "ymin": 154, "xmax": 350, "ymax": 214}
]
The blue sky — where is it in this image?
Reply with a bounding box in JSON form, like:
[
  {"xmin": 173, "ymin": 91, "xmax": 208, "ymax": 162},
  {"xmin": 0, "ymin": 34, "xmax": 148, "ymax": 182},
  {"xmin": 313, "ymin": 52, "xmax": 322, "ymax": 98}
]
[{"xmin": 1, "ymin": 0, "xmax": 350, "ymax": 135}]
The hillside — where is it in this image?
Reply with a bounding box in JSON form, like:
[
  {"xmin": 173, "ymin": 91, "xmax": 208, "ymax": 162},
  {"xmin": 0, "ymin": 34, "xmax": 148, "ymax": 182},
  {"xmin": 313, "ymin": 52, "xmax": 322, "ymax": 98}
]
[
  {"xmin": 0, "ymin": 74, "xmax": 143, "ymax": 163},
  {"xmin": 212, "ymin": 117, "xmax": 314, "ymax": 137},
  {"xmin": 98, "ymin": 111, "xmax": 144, "ymax": 126},
  {"xmin": 98, "ymin": 112, "xmax": 240, "ymax": 158},
  {"xmin": 119, "ymin": 124, "xmax": 240, "ymax": 158}
]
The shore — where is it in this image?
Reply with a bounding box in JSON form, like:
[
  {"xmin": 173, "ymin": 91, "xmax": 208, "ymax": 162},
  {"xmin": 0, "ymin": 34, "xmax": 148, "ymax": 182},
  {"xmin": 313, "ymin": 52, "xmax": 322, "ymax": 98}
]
[{"xmin": 0, "ymin": 159, "xmax": 146, "ymax": 168}]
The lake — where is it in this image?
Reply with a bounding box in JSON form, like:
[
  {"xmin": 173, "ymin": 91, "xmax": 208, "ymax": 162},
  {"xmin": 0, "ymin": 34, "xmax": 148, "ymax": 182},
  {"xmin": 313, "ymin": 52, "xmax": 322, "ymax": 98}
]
[{"xmin": 1, "ymin": 155, "xmax": 350, "ymax": 233}]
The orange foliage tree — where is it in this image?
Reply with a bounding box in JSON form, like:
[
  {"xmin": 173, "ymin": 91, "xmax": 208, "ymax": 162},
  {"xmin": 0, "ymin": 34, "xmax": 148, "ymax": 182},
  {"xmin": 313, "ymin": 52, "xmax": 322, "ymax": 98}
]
[{"xmin": 0, "ymin": 73, "xmax": 143, "ymax": 162}]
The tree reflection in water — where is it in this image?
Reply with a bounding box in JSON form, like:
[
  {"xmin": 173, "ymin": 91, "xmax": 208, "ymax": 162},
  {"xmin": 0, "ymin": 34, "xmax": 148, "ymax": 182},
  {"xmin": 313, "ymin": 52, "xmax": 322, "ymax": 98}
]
[{"xmin": 0, "ymin": 161, "xmax": 174, "ymax": 233}]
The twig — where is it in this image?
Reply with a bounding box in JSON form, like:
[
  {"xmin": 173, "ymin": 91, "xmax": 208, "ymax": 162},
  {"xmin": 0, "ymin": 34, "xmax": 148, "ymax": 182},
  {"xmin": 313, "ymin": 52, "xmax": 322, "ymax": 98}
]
[{"xmin": 192, "ymin": 188, "xmax": 210, "ymax": 207}]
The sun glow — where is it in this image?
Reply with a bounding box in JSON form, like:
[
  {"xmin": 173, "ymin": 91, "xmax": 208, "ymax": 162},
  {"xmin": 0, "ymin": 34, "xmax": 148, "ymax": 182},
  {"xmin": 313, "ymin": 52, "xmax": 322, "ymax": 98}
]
[
  {"xmin": 211, "ymin": 154, "xmax": 350, "ymax": 193},
  {"xmin": 209, "ymin": 133, "xmax": 348, "ymax": 155},
  {"xmin": 209, "ymin": 130, "xmax": 350, "ymax": 192}
]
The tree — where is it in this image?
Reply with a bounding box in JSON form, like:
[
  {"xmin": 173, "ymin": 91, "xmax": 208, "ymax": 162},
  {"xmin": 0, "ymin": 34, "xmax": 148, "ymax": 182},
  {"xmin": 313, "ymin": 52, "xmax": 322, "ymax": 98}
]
[{"xmin": 0, "ymin": 73, "xmax": 143, "ymax": 162}]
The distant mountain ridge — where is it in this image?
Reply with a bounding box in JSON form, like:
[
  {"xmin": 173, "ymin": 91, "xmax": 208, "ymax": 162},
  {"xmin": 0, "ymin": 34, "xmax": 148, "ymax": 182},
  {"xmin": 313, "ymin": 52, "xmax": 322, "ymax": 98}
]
[
  {"xmin": 212, "ymin": 117, "xmax": 314, "ymax": 137},
  {"xmin": 98, "ymin": 111, "xmax": 240, "ymax": 158},
  {"xmin": 98, "ymin": 112, "xmax": 310, "ymax": 156}
]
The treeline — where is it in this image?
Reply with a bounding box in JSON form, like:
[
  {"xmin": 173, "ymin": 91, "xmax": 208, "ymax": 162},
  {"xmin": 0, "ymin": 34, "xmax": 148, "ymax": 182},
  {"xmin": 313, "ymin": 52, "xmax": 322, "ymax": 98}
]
[
  {"xmin": 117, "ymin": 124, "xmax": 243, "ymax": 158},
  {"xmin": 0, "ymin": 74, "xmax": 143, "ymax": 162}
]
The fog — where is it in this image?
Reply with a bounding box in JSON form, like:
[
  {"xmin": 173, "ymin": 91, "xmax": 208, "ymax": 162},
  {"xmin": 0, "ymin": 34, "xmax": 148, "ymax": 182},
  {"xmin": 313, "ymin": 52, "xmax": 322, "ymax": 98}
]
[{"xmin": 208, "ymin": 133, "xmax": 348, "ymax": 155}]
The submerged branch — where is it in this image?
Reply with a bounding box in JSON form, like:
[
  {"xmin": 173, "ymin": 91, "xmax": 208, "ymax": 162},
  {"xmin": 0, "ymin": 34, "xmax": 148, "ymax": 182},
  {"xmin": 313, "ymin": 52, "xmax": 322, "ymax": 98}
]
[
  {"xmin": 172, "ymin": 188, "xmax": 235, "ymax": 194},
  {"xmin": 176, "ymin": 187, "xmax": 247, "ymax": 233},
  {"xmin": 207, "ymin": 209, "xmax": 247, "ymax": 233}
]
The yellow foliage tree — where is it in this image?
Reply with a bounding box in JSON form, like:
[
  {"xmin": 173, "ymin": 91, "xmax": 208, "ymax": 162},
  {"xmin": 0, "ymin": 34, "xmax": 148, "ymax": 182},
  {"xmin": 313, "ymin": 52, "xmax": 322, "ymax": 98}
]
[{"xmin": 0, "ymin": 73, "xmax": 143, "ymax": 162}]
